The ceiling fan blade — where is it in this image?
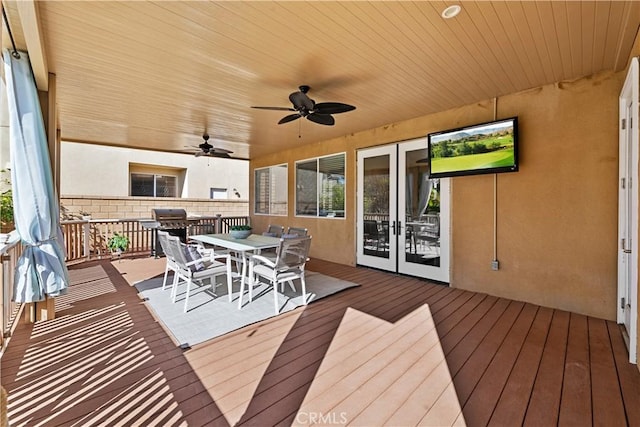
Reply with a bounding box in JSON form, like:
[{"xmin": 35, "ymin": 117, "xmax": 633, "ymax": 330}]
[
  {"xmin": 212, "ymin": 152, "xmax": 231, "ymax": 159},
  {"xmin": 212, "ymin": 147, "xmax": 233, "ymax": 154},
  {"xmin": 251, "ymin": 106, "xmax": 296, "ymax": 111},
  {"xmin": 278, "ymin": 114, "xmax": 302, "ymax": 125},
  {"xmin": 307, "ymin": 113, "xmax": 335, "ymax": 126},
  {"xmin": 195, "ymin": 151, "xmax": 204, "ymax": 157},
  {"xmin": 314, "ymin": 102, "xmax": 356, "ymax": 115}
]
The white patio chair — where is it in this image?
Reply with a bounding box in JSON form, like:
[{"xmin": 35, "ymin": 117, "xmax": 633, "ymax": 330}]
[
  {"xmin": 190, "ymin": 239, "xmax": 243, "ymax": 278},
  {"xmin": 157, "ymin": 230, "xmax": 179, "ymax": 292},
  {"xmin": 242, "ymin": 236, "xmax": 312, "ymax": 314},
  {"xmin": 167, "ymin": 234, "xmax": 233, "ymax": 313}
]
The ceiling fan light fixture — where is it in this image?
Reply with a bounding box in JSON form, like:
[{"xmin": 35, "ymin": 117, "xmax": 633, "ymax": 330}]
[{"xmin": 442, "ymin": 4, "xmax": 461, "ymax": 19}]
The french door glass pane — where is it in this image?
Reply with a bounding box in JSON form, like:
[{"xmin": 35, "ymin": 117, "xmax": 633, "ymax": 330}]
[
  {"xmin": 405, "ymin": 148, "xmax": 440, "ymax": 267},
  {"xmin": 363, "ymin": 155, "xmax": 390, "ymax": 259}
]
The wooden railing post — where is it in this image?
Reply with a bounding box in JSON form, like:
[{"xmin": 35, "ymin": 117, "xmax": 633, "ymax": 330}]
[
  {"xmin": 0, "ymin": 255, "xmax": 6, "ymax": 348},
  {"xmin": 214, "ymin": 214, "xmax": 222, "ymax": 234},
  {"xmin": 83, "ymin": 221, "xmax": 91, "ymax": 260}
]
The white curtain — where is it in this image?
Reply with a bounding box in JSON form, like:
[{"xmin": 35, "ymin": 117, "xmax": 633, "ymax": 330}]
[
  {"xmin": 3, "ymin": 49, "xmax": 69, "ymax": 302},
  {"xmin": 418, "ymin": 173, "xmax": 433, "ymax": 218}
]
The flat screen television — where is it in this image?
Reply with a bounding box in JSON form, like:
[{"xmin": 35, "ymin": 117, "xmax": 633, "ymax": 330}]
[{"xmin": 427, "ymin": 117, "xmax": 519, "ymax": 178}]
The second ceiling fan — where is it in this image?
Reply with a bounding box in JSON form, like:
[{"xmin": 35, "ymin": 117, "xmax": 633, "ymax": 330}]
[
  {"xmin": 190, "ymin": 133, "xmax": 233, "ymax": 158},
  {"xmin": 252, "ymin": 85, "xmax": 355, "ymax": 126}
]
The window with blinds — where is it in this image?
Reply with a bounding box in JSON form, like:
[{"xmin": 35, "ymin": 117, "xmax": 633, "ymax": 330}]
[
  {"xmin": 130, "ymin": 173, "xmax": 177, "ymax": 197},
  {"xmin": 295, "ymin": 153, "xmax": 345, "ymax": 218},
  {"xmin": 254, "ymin": 164, "xmax": 287, "ymax": 215}
]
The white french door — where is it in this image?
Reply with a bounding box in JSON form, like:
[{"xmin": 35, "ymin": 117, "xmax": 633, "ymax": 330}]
[
  {"xmin": 356, "ymin": 145, "xmax": 398, "ymax": 272},
  {"xmin": 618, "ymin": 56, "xmax": 638, "ymax": 364},
  {"xmin": 356, "ymin": 139, "xmax": 450, "ymax": 282}
]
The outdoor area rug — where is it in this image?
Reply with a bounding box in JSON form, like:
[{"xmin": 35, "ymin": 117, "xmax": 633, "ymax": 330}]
[{"xmin": 134, "ymin": 271, "xmax": 359, "ymax": 347}]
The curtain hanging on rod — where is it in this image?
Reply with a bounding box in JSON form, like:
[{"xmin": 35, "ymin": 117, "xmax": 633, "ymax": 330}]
[{"xmin": 3, "ymin": 49, "xmax": 69, "ymax": 302}]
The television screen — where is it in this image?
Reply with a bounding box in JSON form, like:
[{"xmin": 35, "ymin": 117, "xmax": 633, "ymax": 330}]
[{"xmin": 428, "ymin": 117, "xmax": 518, "ymax": 178}]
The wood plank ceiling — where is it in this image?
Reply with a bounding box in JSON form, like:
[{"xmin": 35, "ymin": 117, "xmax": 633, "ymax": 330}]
[{"xmin": 3, "ymin": 1, "xmax": 640, "ymax": 160}]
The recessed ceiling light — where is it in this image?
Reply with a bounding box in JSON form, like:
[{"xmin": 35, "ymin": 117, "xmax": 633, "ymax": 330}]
[{"xmin": 442, "ymin": 5, "xmax": 461, "ymax": 19}]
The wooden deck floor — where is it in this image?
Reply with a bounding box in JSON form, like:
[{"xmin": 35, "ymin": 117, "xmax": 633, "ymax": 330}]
[{"xmin": 2, "ymin": 257, "xmax": 640, "ymax": 426}]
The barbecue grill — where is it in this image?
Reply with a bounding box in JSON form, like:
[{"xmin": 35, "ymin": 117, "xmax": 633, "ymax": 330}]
[{"xmin": 141, "ymin": 208, "xmax": 189, "ymax": 257}]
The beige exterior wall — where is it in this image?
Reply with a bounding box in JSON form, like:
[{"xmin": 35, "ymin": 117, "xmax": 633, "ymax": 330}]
[
  {"xmin": 60, "ymin": 142, "xmax": 249, "ymax": 200},
  {"xmin": 60, "ymin": 195, "xmax": 248, "ymax": 219},
  {"xmin": 250, "ymin": 67, "xmax": 626, "ymax": 322}
]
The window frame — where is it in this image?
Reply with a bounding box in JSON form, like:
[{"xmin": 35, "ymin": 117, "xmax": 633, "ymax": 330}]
[
  {"xmin": 210, "ymin": 187, "xmax": 228, "ymax": 199},
  {"xmin": 254, "ymin": 163, "xmax": 288, "ymax": 216},
  {"xmin": 294, "ymin": 152, "xmax": 346, "ymax": 219},
  {"xmin": 130, "ymin": 172, "xmax": 178, "ymax": 198}
]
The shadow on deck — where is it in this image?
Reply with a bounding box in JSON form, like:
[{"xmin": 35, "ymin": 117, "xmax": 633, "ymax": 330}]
[{"xmin": 2, "ymin": 257, "xmax": 639, "ymax": 426}]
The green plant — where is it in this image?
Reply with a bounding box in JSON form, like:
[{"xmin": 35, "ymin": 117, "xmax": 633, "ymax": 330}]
[
  {"xmin": 230, "ymin": 224, "xmax": 252, "ymax": 231},
  {"xmin": 107, "ymin": 233, "xmax": 130, "ymax": 253},
  {"xmin": 0, "ymin": 168, "xmax": 13, "ymax": 229},
  {"xmin": 1, "ymin": 189, "xmax": 13, "ymax": 225}
]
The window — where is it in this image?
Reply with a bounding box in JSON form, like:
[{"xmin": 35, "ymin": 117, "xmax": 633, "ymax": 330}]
[
  {"xmin": 210, "ymin": 188, "xmax": 227, "ymax": 199},
  {"xmin": 254, "ymin": 164, "xmax": 287, "ymax": 215},
  {"xmin": 296, "ymin": 153, "xmax": 345, "ymax": 218},
  {"xmin": 130, "ymin": 173, "xmax": 177, "ymax": 197}
]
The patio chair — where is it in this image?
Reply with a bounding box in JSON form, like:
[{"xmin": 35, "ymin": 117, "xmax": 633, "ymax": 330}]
[
  {"xmin": 157, "ymin": 230, "xmax": 179, "ymax": 292},
  {"xmin": 414, "ymin": 216, "xmax": 440, "ymax": 256},
  {"xmin": 263, "ymin": 224, "xmax": 285, "ymax": 237},
  {"xmin": 167, "ymin": 234, "xmax": 233, "ymax": 313},
  {"xmin": 243, "ymin": 236, "xmax": 312, "ymax": 314},
  {"xmin": 285, "ymin": 226, "xmax": 308, "ymax": 237},
  {"xmin": 363, "ymin": 219, "xmax": 386, "ymax": 253},
  {"xmin": 190, "ymin": 238, "xmax": 242, "ymax": 275}
]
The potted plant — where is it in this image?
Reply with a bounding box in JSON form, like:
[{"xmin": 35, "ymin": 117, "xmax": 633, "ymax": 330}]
[
  {"xmin": 107, "ymin": 232, "xmax": 130, "ymax": 258},
  {"xmin": 229, "ymin": 224, "xmax": 252, "ymax": 239}
]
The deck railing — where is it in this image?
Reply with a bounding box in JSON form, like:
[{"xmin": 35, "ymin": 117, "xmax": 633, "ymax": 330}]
[
  {"xmin": 0, "ymin": 231, "xmax": 22, "ymax": 354},
  {"xmin": 0, "ymin": 215, "xmax": 250, "ymax": 351},
  {"xmin": 61, "ymin": 214, "xmax": 250, "ymax": 263}
]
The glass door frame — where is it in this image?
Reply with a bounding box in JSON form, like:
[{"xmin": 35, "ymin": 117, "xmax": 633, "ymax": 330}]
[
  {"xmin": 356, "ymin": 139, "xmax": 450, "ymax": 282},
  {"xmin": 398, "ymin": 138, "xmax": 450, "ymax": 282},
  {"xmin": 356, "ymin": 145, "xmax": 398, "ymax": 272}
]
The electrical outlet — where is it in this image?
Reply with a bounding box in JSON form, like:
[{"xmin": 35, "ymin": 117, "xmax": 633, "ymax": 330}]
[{"xmin": 491, "ymin": 260, "xmax": 500, "ymax": 271}]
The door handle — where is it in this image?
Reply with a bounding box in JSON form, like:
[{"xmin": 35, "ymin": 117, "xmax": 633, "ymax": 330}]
[{"xmin": 391, "ymin": 221, "xmax": 396, "ymax": 235}]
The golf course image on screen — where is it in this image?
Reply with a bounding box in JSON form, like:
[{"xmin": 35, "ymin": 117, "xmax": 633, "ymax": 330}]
[{"xmin": 428, "ymin": 118, "xmax": 518, "ymax": 178}]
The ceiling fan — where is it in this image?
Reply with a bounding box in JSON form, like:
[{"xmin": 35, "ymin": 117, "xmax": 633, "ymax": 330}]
[
  {"xmin": 189, "ymin": 134, "xmax": 233, "ymax": 158},
  {"xmin": 252, "ymin": 85, "xmax": 356, "ymax": 126}
]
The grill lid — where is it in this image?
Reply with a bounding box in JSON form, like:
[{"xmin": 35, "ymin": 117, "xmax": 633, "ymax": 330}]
[{"xmin": 152, "ymin": 208, "xmax": 187, "ymax": 221}]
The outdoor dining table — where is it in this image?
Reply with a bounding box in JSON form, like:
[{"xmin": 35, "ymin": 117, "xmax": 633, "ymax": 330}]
[{"xmin": 188, "ymin": 233, "xmax": 281, "ymax": 305}]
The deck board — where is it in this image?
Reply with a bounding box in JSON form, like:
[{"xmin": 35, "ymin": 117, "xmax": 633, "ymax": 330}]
[
  {"xmin": 524, "ymin": 309, "xmax": 570, "ymax": 426},
  {"xmin": 488, "ymin": 306, "xmax": 553, "ymax": 426},
  {"xmin": 462, "ymin": 303, "xmax": 539, "ymax": 425},
  {"xmin": 589, "ymin": 317, "xmax": 627, "ymax": 426},
  {"xmin": 1, "ymin": 257, "xmax": 640, "ymax": 426},
  {"xmin": 558, "ymin": 313, "xmax": 592, "ymax": 426}
]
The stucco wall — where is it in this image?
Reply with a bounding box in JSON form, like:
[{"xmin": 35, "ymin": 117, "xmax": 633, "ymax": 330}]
[
  {"xmin": 250, "ymin": 68, "xmax": 624, "ymax": 321},
  {"xmin": 60, "ymin": 142, "xmax": 249, "ymax": 200}
]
